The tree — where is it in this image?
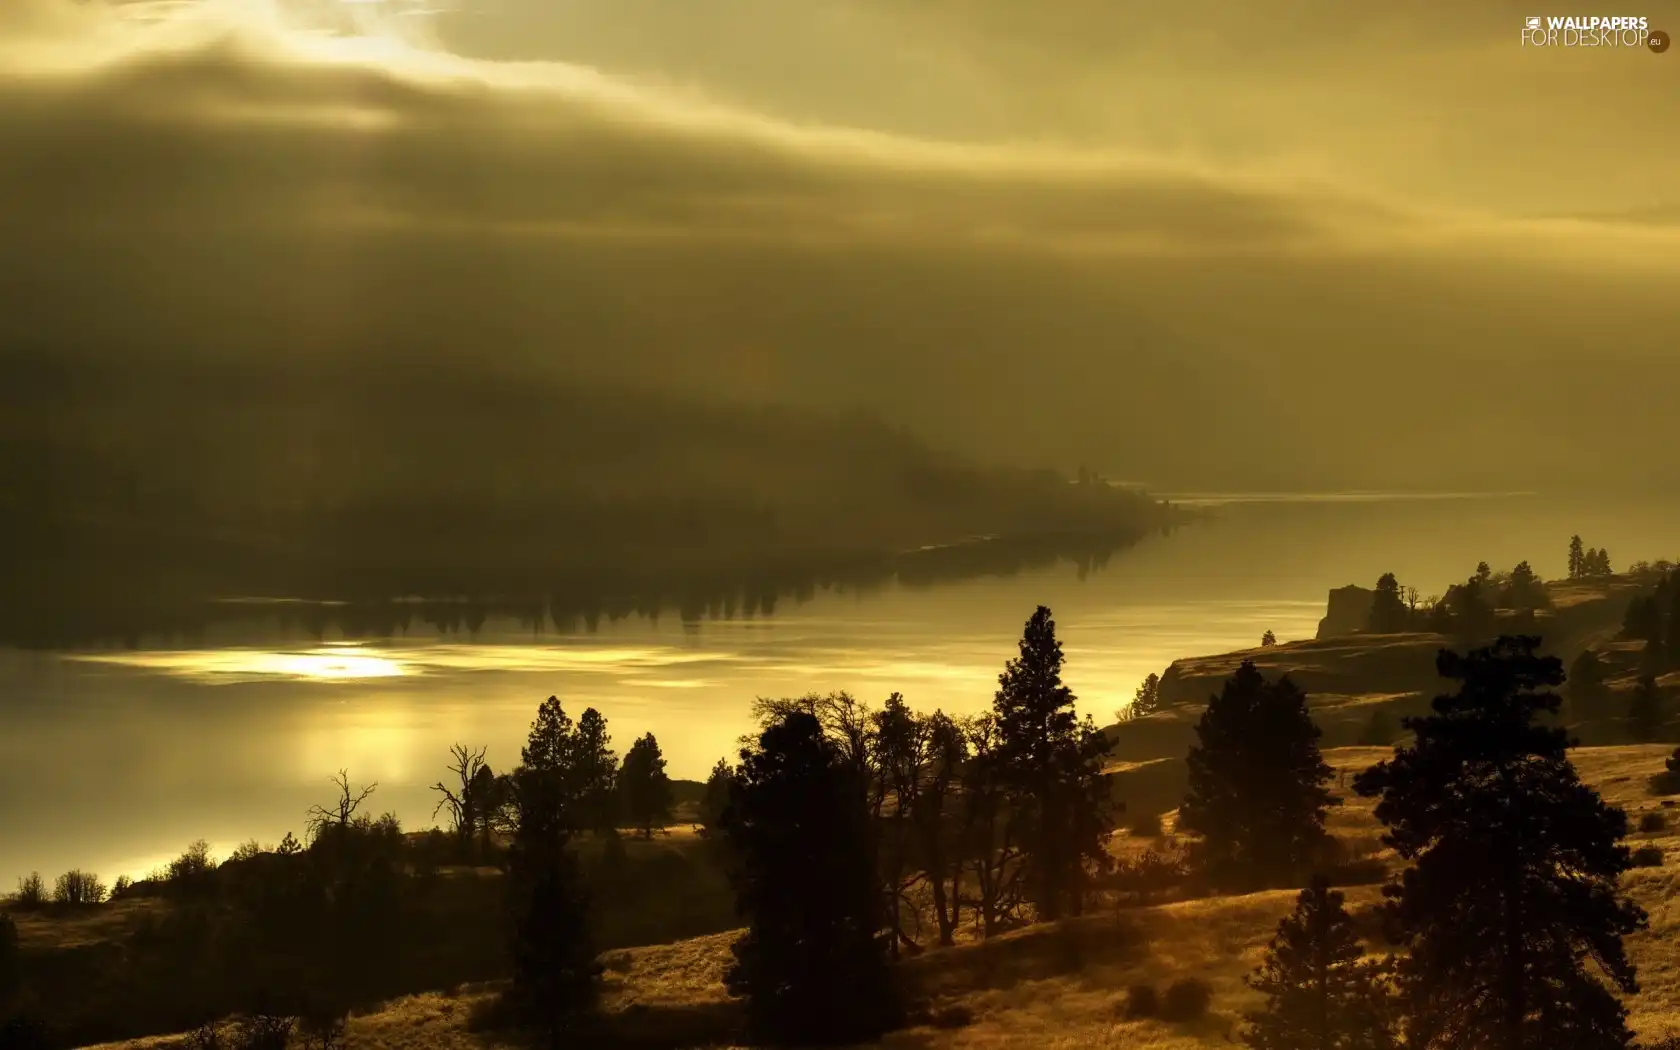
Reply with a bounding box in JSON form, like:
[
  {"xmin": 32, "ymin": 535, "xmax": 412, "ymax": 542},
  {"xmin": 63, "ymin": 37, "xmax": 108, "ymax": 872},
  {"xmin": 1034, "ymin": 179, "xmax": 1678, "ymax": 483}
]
[
  {"xmin": 430, "ymin": 744, "xmax": 489, "ymax": 857},
  {"xmin": 1132, "ymin": 672, "xmax": 1163, "ymax": 717},
  {"xmin": 1243, "ymin": 877, "xmax": 1396, "ymax": 1050},
  {"xmin": 698, "ymin": 758, "xmax": 733, "ymax": 836},
  {"xmin": 1353, "ymin": 636, "xmax": 1647, "ymax": 1050},
  {"xmin": 1357, "ymin": 708, "xmax": 1397, "ymax": 748},
  {"xmin": 1476, "ymin": 561, "xmax": 1492, "ymax": 584},
  {"xmin": 1567, "ymin": 650, "xmax": 1609, "ymax": 720},
  {"xmin": 911, "ymin": 711, "xmax": 968, "ymax": 946},
  {"xmin": 470, "ymin": 764, "xmax": 504, "ymax": 855},
  {"xmin": 618, "ymin": 733, "xmax": 674, "ymax": 839},
  {"xmin": 572, "ymin": 708, "xmax": 620, "ymax": 835},
  {"xmin": 1180, "ymin": 662, "xmax": 1335, "ymax": 890},
  {"xmin": 504, "ymin": 698, "xmax": 601, "ymax": 1045},
  {"xmin": 1448, "ymin": 576, "xmax": 1495, "ymax": 642},
  {"xmin": 991, "ymin": 605, "xmax": 1116, "ymax": 920},
  {"xmin": 871, "ymin": 693, "xmax": 926, "ymax": 958},
  {"xmin": 1623, "ymin": 597, "xmax": 1662, "ymax": 644},
  {"xmin": 1628, "ymin": 674, "xmax": 1663, "ymax": 743},
  {"xmin": 722, "ymin": 710, "xmax": 902, "ymax": 1046},
  {"xmin": 1569, "ymin": 536, "xmax": 1586, "ymax": 580},
  {"xmin": 1369, "ymin": 574, "xmax": 1410, "ymax": 633},
  {"xmin": 1262, "ymin": 630, "xmax": 1279, "ymax": 647},
  {"xmin": 1504, "ymin": 562, "xmax": 1545, "ymax": 609}
]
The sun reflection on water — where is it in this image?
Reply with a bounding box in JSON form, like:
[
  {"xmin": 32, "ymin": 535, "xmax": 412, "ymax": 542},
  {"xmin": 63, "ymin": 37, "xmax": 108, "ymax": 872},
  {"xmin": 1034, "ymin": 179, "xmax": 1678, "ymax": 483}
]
[{"xmin": 73, "ymin": 645, "xmax": 409, "ymax": 682}]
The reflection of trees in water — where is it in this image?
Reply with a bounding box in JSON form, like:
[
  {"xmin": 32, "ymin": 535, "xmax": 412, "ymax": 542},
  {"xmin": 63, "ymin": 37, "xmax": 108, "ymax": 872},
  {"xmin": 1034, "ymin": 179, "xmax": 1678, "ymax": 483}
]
[{"xmin": 1, "ymin": 526, "xmax": 1166, "ymax": 650}]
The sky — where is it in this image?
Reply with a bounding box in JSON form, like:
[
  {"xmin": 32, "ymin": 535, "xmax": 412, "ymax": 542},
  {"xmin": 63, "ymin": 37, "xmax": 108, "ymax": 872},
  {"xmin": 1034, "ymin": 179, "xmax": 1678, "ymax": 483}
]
[{"xmin": 2, "ymin": 0, "xmax": 1678, "ymax": 489}]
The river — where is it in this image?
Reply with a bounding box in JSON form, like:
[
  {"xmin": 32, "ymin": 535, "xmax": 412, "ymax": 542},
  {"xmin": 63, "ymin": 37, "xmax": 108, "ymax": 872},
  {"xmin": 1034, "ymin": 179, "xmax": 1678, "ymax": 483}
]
[{"xmin": 1, "ymin": 490, "xmax": 1673, "ymax": 887}]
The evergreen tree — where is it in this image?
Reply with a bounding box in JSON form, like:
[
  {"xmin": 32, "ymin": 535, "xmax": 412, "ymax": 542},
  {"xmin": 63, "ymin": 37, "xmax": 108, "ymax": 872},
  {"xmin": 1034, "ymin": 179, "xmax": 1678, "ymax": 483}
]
[
  {"xmin": 1243, "ymin": 877, "xmax": 1396, "ymax": 1050},
  {"xmin": 618, "ymin": 733, "xmax": 674, "ymax": 838},
  {"xmin": 722, "ymin": 711, "xmax": 902, "ymax": 1045},
  {"xmin": 1353, "ymin": 636, "xmax": 1647, "ymax": 1050},
  {"xmin": 991, "ymin": 605, "xmax": 1116, "ymax": 920},
  {"xmin": 1369, "ymin": 574, "xmax": 1410, "ymax": 633},
  {"xmin": 1567, "ymin": 650, "xmax": 1609, "ymax": 721},
  {"xmin": 698, "ymin": 758, "xmax": 733, "ymax": 836},
  {"xmin": 1628, "ymin": 675, "xmax": 1663, "ymax": 743},
  {"xmin": 1623, "ymin": 597, "xmax": 1662, "ymax": 644},
  {"xmin": 572, "ymin": 708, "xmax": 619, "ymax": 835},
  {"xmin": 505, "ymin": 698, "xmax": 600, "ymax": 1045},
  {"xmin": 1132, "ymin": 672, "xmax": 1163, "ymax": 717},
  {"xmin": 1569, "ymin": 536, "xmax": 1586, "ymax": 580},
  {"xmin": 1357, "ymin": 708, "xmax": 1397, "ymax": 748},
  {"xmin": 1504, "ymin": 562, "xmax": 1544, "ymax": 609},
  {"xmin": 1476, "ymin": 561, "xmax": 1492, "ymax": 584},
  {"xmin": 1263, "ymin": 630, "xmax": 1279, "ymax": 647},
  {"xmin": 1180, "ymin": 662, "xmax": 1335, "ymax": 890}
]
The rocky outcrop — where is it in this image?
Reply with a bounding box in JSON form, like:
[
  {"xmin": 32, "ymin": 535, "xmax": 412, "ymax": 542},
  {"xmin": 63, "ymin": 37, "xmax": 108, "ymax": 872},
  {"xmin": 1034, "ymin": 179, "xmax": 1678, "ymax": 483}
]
[{"xmin": 1317, "ymin": 585, "xmax": 1375, "ymax": 639}]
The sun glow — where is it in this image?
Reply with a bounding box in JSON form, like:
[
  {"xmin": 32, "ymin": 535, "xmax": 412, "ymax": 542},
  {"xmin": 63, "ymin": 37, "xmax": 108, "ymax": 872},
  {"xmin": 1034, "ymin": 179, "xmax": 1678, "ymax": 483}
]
[{"xmin": 73, "ymin": 646, "xmax": 409, "ymax": 682}]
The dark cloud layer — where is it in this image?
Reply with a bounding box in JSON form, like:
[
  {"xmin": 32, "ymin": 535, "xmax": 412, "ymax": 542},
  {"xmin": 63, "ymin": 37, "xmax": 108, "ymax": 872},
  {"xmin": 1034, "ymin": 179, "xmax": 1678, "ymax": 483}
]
[{"xmin": 1, "ymin": 0, "xmax": 1677, "ymax": 489}]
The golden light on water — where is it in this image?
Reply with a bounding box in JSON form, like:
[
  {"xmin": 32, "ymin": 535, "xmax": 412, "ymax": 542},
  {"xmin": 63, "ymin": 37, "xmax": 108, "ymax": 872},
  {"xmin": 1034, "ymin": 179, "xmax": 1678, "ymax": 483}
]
[{"xmin": 74, "ymin": 645, "xmax": 409, "ymax": 682}]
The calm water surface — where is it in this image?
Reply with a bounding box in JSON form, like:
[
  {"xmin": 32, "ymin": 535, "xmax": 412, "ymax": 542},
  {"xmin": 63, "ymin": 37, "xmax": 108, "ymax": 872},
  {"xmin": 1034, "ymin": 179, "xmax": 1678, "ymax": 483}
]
[{"xmin": 2, "ymin": 492, "xmax": 1674, "ymax": 886}]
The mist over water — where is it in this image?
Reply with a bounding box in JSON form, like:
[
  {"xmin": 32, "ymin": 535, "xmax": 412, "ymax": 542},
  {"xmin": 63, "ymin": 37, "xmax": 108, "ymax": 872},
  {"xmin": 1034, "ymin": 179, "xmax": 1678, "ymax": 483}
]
[{"xmin": 2, "ymin": 489, "xmax": 1673, "ymax": 887}]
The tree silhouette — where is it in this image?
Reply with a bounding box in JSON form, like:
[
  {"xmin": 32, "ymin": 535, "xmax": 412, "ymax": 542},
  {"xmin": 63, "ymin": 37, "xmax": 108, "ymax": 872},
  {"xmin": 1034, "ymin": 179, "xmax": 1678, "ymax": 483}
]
[
  {"xmin": 698, "ymin": 758, "xmax": 733, "ymax": 836},
  {"xmin": 1476, "ymin": 561, "xmax": 1492, "ymax": 584},
  {"xmin": 430, "ymin": 744, "xmax": 488, "ymax": 857},
  {"xmin": 1503, "ymin": 561, "xmax": 1545, "ymax": 609},
  {"xmin": 1354, "ymin": 636, "xmax": 1647, "ymax": 1050},
  {"xmin": 912, "ymin": 710, "xmax": 968, "ymax": 946},
  {"xmin": 1629, "ymin": 674, "xmax": 1663, "ymax": 743},
  {"xmin": 871, "ymin": 693, "xmax": 926, "ymax": 958},
  {"xmin": 1132, "ymin": 672, "xmax": 1163, "ymax": 717},
  {"xmin": 1357, "ymin": 708, "xmax": 1397, "ymax": 748},
  {"xmin": 1262, "ymin": 629, "xmax": 1278, "ymax": 647},
  {"xmin": 1180, "ymin": 662, "xmax": 1335, "ymax": 890},
  {"xmin": 1567, "ymin": 649, "xmax": 1609, "ymax": 721},
  {"xmin": 504, "ymin": 698, "xmax": 600, "ymax": 1045},
  {"xmin": 618, "ymin": 733, "xmax": 674, "ymax": 839},
  {"xmin": 572, "ymin": 708, "xmax": 620, "ymax": 836},
  {"xmin": 721, "ymin": 710, "xmax": 902, "ymax": 1046},
  {"xmin": 1243, "ymin": 876, "xmax": 1396, "ymax": 1050},
  {"xmin": 1569, "ymin": 536, "xmax": 1585, "ymax": 580},
  {"xmin": 991, "ymin": 605, "xmax": 1115, "ymax": 921},
  {"xmin": 1369, "ymin": 574, "xmax": 1410, "ymax": 633}
]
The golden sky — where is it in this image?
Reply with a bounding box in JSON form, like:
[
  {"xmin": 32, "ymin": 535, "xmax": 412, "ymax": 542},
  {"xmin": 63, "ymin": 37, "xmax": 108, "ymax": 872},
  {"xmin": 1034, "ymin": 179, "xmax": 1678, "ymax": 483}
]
[{"xmin": 2, "ymin": 0, "xmax": 1677, "ymax": 487}]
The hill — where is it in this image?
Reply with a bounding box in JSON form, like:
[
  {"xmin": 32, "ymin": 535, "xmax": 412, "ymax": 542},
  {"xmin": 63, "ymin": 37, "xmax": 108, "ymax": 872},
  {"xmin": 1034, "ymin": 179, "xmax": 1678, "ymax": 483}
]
[
  {"xmin": 0, "ymin": 354, "xmax": 1171, "ymax": 648},
  {"xmin": 84, "ymin": 745, "xmax": 1680, "ymax": 1050}
]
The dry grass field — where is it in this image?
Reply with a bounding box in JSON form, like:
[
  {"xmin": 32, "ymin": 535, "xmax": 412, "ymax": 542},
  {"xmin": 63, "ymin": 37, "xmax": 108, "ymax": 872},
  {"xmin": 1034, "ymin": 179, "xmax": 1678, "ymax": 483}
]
[{"xmin": 83, "ymin": 743, "xmax": 1680, "ymax": 1050}]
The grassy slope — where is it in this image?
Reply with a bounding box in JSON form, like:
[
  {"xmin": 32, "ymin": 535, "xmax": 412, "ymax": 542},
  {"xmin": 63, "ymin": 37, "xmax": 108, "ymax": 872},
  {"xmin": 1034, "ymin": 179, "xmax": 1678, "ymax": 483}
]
[{"xmin": 88, "ymin": 744, "xmax": 1680, "ymax": 1050}]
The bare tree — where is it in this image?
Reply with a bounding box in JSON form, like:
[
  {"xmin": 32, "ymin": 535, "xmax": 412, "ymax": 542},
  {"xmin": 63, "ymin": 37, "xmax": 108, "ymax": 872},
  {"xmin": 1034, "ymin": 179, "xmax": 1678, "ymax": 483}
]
[
  {"xmin": 306, "ymin": 770, "xmax": 378, "ymax": 842},
  {"xmin": 431, "ymin": 744, "xmax": 489, "ymax": 854}
]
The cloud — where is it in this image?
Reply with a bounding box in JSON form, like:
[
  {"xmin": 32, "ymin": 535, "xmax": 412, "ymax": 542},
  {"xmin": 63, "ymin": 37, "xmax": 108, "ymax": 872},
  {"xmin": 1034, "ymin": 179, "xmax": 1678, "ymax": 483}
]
[{"xmin": 1, "ymin": 0, "xmax": 1677, "ymax": 489}]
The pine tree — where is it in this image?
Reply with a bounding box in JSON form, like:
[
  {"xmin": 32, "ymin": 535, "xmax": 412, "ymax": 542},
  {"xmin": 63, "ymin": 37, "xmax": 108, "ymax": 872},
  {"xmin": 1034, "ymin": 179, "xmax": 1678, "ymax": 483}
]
[
  {"xmin": 722, "ymin": 710, "xmax": 902, "ymax": 1045},
  {"xmin": 505, "ymin": 698, "xmax": 600, "ymax": 1045},
  {"xmin": 572, "ymin": 708, "xmax": 619, "ymax": 835},
  {"xmin": 1629, "ymin": 674, "xmax": 1663, "ymax": 743},
  {"xmin": 1569, "ymin": 536, "xmax": 1586, "ymax": 580},
  {"xmin": 1353, "ymin": 636, "xmax": 1647, "ymax": 1050},
  {"xmin": 1567, "ymin": 650, "xmax": 1609, "ymax": 720},
  {"xmin": 1262, "ymin": 630, "xmax": 1279, "ymax": 647},
  {"xmin": 1476, "ymin": 561, "xmax": 1492, "ymax": 584},
  {"xmin": 698, "ymin": 758, "xmax": 733, "ymax": 836},
  {"xmin": 1243, "ymin": 877, "xmax": 1396, "ymax": 1050},
  {"xmin": 991, "ymin": 605, "xmax": 1116, "ymax": 920},
  {"xmin": 618, "ymin": 733, "xmax": 674, "ymax": 839},
  {"xmin": 1180, "ymin": 662, "xmax": 1335, "ymax": 890},
  {"xmin": 1369, "ymin": 574, "xmax": 1410, "ymax": 633},
  {"xmin": 1132, "ymin": 672, "xmax": 1163, "ymax": 717}
]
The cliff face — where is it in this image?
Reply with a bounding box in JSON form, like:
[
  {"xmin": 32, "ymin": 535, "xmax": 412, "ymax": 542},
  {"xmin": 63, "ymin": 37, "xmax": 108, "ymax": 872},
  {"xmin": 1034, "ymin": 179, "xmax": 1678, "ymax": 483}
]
[{"xmin": 1317, "ymin": 585, "xmax": 1375, "ymax": 639}]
